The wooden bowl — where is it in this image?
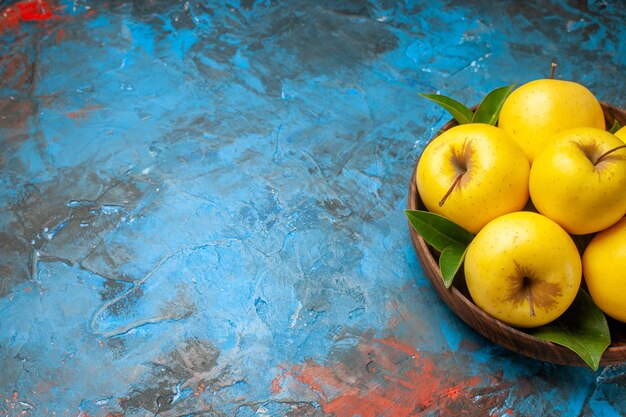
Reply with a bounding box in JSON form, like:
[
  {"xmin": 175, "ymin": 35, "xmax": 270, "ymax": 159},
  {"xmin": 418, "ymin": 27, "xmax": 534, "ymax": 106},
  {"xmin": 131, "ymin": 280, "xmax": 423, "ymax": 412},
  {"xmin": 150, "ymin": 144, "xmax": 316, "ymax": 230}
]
[{"xmin": 408, "ymin": 102, "xmax": 626, "ymax": 366}]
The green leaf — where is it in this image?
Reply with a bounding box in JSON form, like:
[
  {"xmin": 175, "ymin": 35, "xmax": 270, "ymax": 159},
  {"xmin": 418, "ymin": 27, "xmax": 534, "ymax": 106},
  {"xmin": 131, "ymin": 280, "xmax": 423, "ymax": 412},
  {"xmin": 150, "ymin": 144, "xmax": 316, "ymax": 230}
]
[
  {"xmin": 419, "ymin": 93, "xmax": 474, "ymax": 125},
  {"xmin": 609, "ymin": 119, "xmax": 622, "ymax": 134},
  {"xmin": 439, "ymin": 243, "xmax": 468, "ymax": 288},
  {"xmin": 532, "ymin": 289, "xmax": 610, "ymax": 371},
  {"xmin": 404, "ymin": 209, "xmax": 474, "ymax": 252},
  {"xmin": 472, "ymin": 84, "xmax": 516, "ymax": 125}
]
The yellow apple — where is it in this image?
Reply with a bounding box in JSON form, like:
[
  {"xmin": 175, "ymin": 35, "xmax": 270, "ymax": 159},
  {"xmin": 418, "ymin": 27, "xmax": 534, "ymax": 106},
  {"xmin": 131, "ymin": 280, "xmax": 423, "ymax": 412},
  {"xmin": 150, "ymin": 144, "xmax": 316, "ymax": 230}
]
[
  {"xmin": 582, "ymin": 217, "xmax": 626, "ymax": 323},
  {"xmin": 529, "ymin": 127, "xmax": 626, "ymax": 235},
  {"xmin": 615, "ymin": 126, "xmax": 626, "ymax": 143},
  {"xmin": 416, "ymin": 123, "xmax": 529, "ymax": 233},
  {"xmin": 464, "ymin": 211, "xmax": 582, "ymax": 328},
  {"xmin": 498, "ymin": 79, "xmax": 605, "ymax": 163}
]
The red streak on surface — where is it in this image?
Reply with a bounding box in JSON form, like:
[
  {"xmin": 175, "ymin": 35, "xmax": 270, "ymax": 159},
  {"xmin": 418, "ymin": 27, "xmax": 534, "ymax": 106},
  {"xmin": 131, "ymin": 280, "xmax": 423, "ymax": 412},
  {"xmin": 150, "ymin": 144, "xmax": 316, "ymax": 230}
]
[
  {"xmin": 287, "ymin": 364, "xmax": 332, "ymax": 402},
  {"xmin": 67, "ymin": 105, "xmax": 103, "ymax": 119},
  {"xmin": 444, "ymin": 385, "xmax": 462, "ymax": 400},
  {"xmin": 67, "ymin": 110, "xmax": 85, "ymax": 119},
  {"xmin": 277, "ymin": 337, "xmax": 493, "ymax": 417},
  {"xmin": 16, "ymin": 0, "xmax": 53, "ymax": 21},
  {"xmin": 55, "ymin": 27, "xmax": 66, "ymax": 42},
  {"xmin": 271, "ymin": 374, "xmax": 283, "ymax": 394},
  {"xmin": 0, "ymin": 0, "xmax": 58, "ymax": 32},
  {"xmin": 373, "ymin": 337, "xmax": 421, "ymax": 358}
]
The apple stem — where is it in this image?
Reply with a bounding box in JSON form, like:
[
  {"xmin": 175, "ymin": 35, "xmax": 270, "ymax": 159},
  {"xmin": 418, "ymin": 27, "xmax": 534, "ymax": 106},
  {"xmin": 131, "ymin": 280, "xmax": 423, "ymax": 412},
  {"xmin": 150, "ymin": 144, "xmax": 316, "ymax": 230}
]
[
  {"xmin": 438, "ymin": 173, "xmax": 464, "ymax": 207},
  {"xmin": 526, "ymin": 284, "xmax": 536, "ymax": 318},
  {"xmin": 550, "ymin": 63, "xmax": 557, "ymax": 79},
  {"xmin": 594, "ymin": 144, "xmax": 626, "ymax": 166}
]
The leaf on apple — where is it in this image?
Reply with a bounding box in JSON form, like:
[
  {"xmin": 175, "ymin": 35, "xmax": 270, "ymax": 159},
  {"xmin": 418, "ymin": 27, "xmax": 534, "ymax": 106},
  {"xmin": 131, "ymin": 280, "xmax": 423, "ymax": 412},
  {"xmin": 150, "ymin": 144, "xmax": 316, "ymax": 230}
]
[
  {"xmin": 472, "ymin": 84, "xmax": 516, "ymax": 125},
  {"xmin": 420, "ymin": 84, "xmax": 516, "ymax": 127},
  {"xmin": 404, "ymin": 209, "xmax": 474, "ymax": 288},
  {"xmin": 609, "ymin": 120, "xmax": 622, "ymax": 134},
  {"xmin": 531, "ymin": 289, "xmax": 610, "ymax": 371},
  {"xmin": 419, "ymin": 93, "xmax": 474, "ymax": 125},
  {"xmin": 439, "ymin": 243, "xmax": 468, "ymax": 288}
]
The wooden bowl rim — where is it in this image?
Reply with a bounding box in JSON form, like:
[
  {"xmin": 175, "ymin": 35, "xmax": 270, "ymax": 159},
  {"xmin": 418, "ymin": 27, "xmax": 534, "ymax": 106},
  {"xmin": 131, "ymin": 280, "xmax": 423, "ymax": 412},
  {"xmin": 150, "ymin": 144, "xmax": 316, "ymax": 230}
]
[{"xmin": 407, "ymin": 101, "xmax": 626, "ymax": 366}]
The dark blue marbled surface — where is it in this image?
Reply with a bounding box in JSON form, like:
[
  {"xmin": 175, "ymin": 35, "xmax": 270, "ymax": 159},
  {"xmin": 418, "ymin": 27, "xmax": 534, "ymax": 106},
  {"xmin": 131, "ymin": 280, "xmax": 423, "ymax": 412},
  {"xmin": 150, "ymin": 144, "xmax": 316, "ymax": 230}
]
[{"xmin": 1, "ymin": 1, "xmax": 626, "ymax": 416}]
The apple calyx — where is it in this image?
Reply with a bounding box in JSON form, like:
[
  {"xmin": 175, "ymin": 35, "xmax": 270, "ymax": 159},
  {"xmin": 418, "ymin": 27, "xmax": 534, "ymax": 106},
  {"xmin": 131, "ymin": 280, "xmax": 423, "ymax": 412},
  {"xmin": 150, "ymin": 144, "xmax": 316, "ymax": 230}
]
[
  {"xmin": 507, "ymin": 266, "xmax": 539, "ymax": 318},
  {"xmin": 509, "ymin": 261, "xmax": 563, "ymax": 318},
  {"xmin": 524, "ymin": 277, "xmax": 536, "ymax": 317},
  {"xmin": 593, "ymin": 144, "xmax": 626, "ymax": 166},
  {"xmin": 438, "ymin": 140, "xmax": 472, "ymax": 207}
]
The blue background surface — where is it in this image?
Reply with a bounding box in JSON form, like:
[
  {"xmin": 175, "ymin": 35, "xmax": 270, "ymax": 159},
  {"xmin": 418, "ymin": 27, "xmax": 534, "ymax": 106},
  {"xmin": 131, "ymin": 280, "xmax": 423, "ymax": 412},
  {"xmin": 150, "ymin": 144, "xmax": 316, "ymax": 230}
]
[{"xmin": 1, "ymin": 0, "xmax": 626, "ymax": 416}]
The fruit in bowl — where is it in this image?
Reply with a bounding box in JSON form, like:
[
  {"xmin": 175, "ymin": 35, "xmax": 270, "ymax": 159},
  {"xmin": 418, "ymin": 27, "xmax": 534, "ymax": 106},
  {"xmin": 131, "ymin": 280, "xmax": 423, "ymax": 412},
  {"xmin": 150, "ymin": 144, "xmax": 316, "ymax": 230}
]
[
  {"xmin": 582, "ymin": 217, "xmax": 626, "ymax": 323},
  {"xmin": 415, "ymin": 123, "xmax": 529, "ymax": 234},
  {"xmin": 408, "ymin": 67, "xmax": 626, "ymax": 369},
  {"xmin": 498, "ymin": 64, "xmax": 606, "ymax": 163},
  {"xmin": 529, "ymin": 127, "xmax": 626, "ymax": 235},
  {"xmin": 464, "ymin": 211, "xmax": 581, "ymax": 328}
]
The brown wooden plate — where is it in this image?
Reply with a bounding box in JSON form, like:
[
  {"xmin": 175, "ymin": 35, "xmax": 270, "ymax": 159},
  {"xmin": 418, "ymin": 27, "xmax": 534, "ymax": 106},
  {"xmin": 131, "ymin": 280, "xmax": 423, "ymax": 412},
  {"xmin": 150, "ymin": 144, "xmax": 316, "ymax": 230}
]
[{"xmin": 407, "ymin": 102, "xmax": 626, "ymax": 366}]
